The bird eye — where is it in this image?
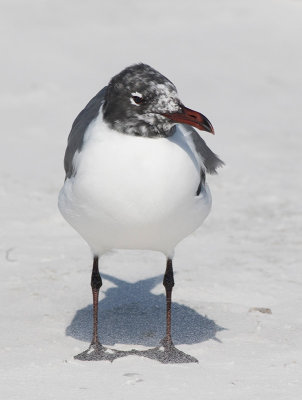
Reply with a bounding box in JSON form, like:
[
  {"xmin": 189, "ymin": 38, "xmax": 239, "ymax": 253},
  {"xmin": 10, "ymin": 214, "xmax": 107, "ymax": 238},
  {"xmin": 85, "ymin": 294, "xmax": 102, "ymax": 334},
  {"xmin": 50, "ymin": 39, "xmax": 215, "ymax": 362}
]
[{"xmin": 132, "ymin": 95, "xmax": 144, "ymax": 105}]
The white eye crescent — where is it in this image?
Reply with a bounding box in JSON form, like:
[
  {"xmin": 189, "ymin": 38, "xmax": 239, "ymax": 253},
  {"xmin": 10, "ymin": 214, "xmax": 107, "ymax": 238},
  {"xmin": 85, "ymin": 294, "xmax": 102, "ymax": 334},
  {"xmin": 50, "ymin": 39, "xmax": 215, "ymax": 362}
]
[{"xmin": 130, "ymin": 92, "xmax": 144, "ymax": 106}]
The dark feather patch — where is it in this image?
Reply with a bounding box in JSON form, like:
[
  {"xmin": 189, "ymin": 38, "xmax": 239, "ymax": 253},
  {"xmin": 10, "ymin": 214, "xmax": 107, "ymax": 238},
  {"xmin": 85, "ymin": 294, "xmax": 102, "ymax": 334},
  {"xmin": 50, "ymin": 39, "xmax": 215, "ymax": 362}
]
[
  {"xmin": 181, "ymin": 124, "xmax": 224, "ymax": 174},
  {"xmin": 64, "ymin": 86, "xmax": 107, "ymax": 179},
  {"xmin": 196, "ymin": 169, "xmax": 206, "ymax": 196}
]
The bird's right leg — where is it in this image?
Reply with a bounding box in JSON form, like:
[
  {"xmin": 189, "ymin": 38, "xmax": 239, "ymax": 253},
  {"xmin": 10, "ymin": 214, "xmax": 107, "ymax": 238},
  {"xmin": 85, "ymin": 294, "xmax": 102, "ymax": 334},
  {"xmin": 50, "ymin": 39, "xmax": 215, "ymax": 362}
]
[
  {"xmin": 75, "ymin": 255, "xmax": 106, "ymax": 360},
  {"xmin": 90, "ymin": 255, "xmax": 103, "ymax": 350}
]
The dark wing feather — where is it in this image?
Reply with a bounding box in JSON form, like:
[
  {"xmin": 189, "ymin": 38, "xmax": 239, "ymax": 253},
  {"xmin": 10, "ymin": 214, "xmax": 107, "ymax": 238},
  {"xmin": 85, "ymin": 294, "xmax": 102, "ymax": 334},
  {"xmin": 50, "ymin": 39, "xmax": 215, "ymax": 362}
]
[
  {"xmin": 64, "ymin": 86, "xmax": 107, "ymax": 179},
  {"xmin": 181, "ymin": 124, "xmax": 224, "ymax": 174}
]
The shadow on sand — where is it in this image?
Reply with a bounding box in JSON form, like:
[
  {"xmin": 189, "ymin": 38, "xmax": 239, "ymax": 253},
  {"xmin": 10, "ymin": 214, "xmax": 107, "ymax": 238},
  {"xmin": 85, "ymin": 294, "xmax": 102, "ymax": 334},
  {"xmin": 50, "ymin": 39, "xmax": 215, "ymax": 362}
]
[{"xmin": 66, "ymin": 273, "xmax": 224, "ymax": 363}]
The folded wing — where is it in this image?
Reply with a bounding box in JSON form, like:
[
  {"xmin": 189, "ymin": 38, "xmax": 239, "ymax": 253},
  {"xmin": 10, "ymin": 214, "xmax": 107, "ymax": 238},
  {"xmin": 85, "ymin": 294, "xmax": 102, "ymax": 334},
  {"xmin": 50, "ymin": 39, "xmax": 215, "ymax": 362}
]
[{"xmin": 64, "ymin": 86, "xmax": 108, "ymax": 179}]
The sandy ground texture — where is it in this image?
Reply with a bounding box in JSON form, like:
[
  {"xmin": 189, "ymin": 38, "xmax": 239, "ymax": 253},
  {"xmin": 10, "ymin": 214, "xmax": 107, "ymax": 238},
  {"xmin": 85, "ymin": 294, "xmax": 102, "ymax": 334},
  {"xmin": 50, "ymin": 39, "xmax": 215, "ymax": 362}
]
[{"xmin": 1, "ymin": 0, "xmax": 302, "ymax": 399}]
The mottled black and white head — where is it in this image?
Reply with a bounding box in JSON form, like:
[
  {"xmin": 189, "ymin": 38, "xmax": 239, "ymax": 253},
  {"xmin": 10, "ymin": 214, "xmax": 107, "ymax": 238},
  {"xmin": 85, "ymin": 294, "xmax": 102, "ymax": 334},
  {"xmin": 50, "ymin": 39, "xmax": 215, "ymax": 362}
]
[{"xmin": 103, "ymin": 63, "xmax": 214, "ymax": 138}]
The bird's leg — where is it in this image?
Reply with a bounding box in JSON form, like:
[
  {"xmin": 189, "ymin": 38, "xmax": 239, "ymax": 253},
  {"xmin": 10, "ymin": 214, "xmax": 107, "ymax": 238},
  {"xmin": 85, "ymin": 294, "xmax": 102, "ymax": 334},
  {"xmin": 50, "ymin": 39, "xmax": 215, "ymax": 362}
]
[
  {"xmin": 155, "ymin": 258, "xmax": 198, "ymax": 363},
  {"xmin": 161, "ymin": 257, "xmax": 175, "ymax": 350},
  {"xmin": 74, "ymin": 256, "xmax": 111, "ymax": 360},
  {"xmin": 90, "ymin": 255, "xmax": 103, "ymax": 349}
]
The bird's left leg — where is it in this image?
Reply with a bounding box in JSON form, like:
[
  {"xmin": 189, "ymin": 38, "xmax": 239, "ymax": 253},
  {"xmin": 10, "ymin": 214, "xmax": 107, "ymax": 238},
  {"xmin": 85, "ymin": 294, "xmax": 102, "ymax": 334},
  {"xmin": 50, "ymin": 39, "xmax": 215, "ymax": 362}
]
[{"xmin": 161, "ymin": 257, "xmax": 175, "ymax": 349}]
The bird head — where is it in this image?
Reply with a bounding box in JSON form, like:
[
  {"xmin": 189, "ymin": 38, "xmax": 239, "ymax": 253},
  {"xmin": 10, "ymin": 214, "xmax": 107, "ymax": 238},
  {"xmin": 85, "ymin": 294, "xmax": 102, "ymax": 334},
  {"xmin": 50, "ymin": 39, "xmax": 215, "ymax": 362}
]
[{"xmin": 103, "ymin": 63, "xmax": 214, "ymax": 137}]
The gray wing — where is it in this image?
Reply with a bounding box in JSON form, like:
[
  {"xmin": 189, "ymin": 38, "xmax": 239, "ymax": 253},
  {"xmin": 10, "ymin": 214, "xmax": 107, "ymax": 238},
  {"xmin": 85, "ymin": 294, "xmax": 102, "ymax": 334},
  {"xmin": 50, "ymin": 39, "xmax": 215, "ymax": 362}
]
[
  {"xmin": 176, "ymin": 124, "xmax": 224, "ymax": 195},
  {"xmin": 64, "ymin": 86, "xmax": 108, "ymax": 179},
  {"xmin": 179, "ymin": 124, "xmax": 224, "ymax": 174}
]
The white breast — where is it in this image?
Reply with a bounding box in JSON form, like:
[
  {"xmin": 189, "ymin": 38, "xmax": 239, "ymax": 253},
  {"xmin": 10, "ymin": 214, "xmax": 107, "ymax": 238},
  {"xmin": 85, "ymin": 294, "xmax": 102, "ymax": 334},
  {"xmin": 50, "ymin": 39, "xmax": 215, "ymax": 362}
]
[{"xmin": 58, "ymin": 111, "xmax": 212, "ymax": 257}]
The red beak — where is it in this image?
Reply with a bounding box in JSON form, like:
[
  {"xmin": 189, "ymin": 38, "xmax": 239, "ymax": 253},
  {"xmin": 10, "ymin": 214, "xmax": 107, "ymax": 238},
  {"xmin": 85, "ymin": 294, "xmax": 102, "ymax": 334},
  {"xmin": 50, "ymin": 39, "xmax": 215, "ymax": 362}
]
[{"xmin": 162, "ymin": 105, "xmax": 215, "ymax": 134}]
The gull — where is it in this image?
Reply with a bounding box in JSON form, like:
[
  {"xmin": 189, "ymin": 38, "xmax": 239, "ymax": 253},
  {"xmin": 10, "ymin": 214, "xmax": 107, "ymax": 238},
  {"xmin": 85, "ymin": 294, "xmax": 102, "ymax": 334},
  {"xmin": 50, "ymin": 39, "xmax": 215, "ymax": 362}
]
[{"xmin": 58, "ymin": 63, "xmax": 223, "ymax": 362}]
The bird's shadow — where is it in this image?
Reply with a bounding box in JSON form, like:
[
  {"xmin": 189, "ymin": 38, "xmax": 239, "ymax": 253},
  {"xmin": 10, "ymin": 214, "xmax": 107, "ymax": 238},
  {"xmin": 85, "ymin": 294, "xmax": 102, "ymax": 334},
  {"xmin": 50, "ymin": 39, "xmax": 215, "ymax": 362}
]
[{"xmin": 66, "ymin": 273, "xmax": 224, "ymax": 363}]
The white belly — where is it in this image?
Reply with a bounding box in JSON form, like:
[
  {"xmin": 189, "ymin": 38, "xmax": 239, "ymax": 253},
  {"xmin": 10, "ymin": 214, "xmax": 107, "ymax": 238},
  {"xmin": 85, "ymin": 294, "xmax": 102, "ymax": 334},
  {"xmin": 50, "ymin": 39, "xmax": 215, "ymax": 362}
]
[{"xmin": 58, "ymin": 116, "xmax": 211, "ymax": 256}]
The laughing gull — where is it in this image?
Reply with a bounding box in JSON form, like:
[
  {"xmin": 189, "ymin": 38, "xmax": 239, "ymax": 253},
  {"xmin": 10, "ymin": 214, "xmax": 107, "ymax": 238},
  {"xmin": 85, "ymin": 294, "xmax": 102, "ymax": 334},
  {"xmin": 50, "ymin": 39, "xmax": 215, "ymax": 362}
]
[{"xmin": 58, "ymin": 63, "xmax": 223, "ymax": 362}]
